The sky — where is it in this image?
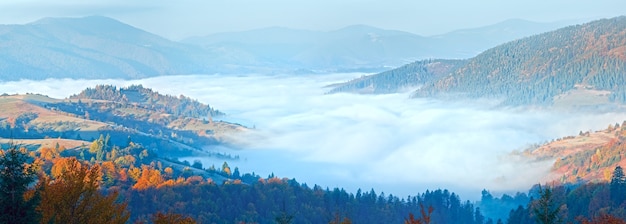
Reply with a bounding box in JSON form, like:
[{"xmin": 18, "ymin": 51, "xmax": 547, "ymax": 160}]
[
  {"xmin": 0, "ymin": 0, "xmax": 624, "ymax": 40},
  {"xmin": 2, "ymin": 74, "xmax": 626, "ymax": 199}
]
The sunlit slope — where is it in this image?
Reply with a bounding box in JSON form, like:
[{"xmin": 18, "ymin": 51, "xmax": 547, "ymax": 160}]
[
  {"xmin": 527, "ymin": 121, "xmax": 626, "ymax": 184},
  {"xmin": 0, "ymin": 85, "xmax": 246, "ymax": 157}
]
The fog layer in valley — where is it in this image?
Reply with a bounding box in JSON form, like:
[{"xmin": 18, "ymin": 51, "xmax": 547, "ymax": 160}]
[{"xmin": 3, "ymin": 73, "xmax": 626, "ymax": 199}]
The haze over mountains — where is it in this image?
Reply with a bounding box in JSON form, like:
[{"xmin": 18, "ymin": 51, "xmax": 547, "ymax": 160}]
[
  {"xmin": 0, "ymin": 16, "xmax": 216, "ymax": 80},
  {"xmin": 184, "ymin": 19, "xmax": 573, "ymax": 70},
  {"xmin": 0, "ymin": 16, "xmax": 576, "ymax": 80}
]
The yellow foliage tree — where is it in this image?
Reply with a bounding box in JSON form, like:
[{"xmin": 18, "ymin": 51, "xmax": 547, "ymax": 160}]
[
  {"xmin": 38, "ymin": 157, "xmax": 129, "ymax": 224},
  {"xmin": 128, "ymin": 165, "xmax": 142, "ymax": 182},
  {"xmin": 164, "ymin": 167, "xmax": 174, "ymax": 177}
]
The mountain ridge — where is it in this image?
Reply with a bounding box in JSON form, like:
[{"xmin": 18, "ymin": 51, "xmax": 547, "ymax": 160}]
[
  {"xmin": 0, "ymin": 15, "xmax": 587, "ymax": 80},
  {"xmin": 0, "ymin": 16, "xmax": 215, "ymax": 80},
  {"xmin": 329, "ymin": 16, "xmax": 626, "ymax": 108}
]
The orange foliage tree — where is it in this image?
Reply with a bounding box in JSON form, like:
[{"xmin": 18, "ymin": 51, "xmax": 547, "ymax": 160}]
[
  {"xmin": 37, "ymin": 157, "xmax": 129, "ymax": 224},
  {"xmin": 152, "ymin": 211, "xmax": 197, "ymax": 224},
  {"xmin": 580, "ymin": 213, "xmax": 626, "ymax": 224},
  {"xmin": 329, "ymin": 213, "xmax": 352, "ymax": 224},
  {"xmin": 405, "ymin": 204, "xmax": 433, "ymax": 224},
  {"xmin": 132, "ymin": 165, "xmax": 164, "ymax": 190}
]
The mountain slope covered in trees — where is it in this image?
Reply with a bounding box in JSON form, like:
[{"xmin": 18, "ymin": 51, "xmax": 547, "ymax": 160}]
[
  {"xmin": 331, "ymin": 16, "xmax": 626, "ymax": 107},
  {"xmin": 416, "ymin": 16, "xmax": 626, "ymax": 106},
  {"xmin": 326, "ymin": 59, "xmax": 466, "ymax": 94},
  {"xmin": 0, "ymin": 89, "xmax": 496, "ymax": 223},
  {"xmin": 0, "ymin": 85, "xmax": 244, "ymax": 157},
  {"xmin": 526, "ymin": 121, "xmax": 626, "ymax": 184}
]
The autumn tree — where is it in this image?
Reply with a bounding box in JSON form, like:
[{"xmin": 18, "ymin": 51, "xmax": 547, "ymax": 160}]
[
  {"xmin": 164, "ymin": 167, "xmax": 174, "ymax": 177},
  {"xmin": 579, "ymin": 213, "xmax": 626, "ymax": 224},
  {"xmin": 38, "ymin": 157, "xmax": 129, "ymax": 224},
  {"xmin": 152, "ymin": 212, "xmax": 197, "ymax": 224},
  {"xmin": 101, "ymin": 161, "xmax": 118, "ymax": 186},
  {"xmin": 405, "ymin": 204, "xmax": 433, "ymax": 224},
  {"xmin": 0, "ymin": 144, "xmax": 40, "ymax": 224},
  {"xmin": 329, "ymin": 213, "xmax": 352, "ymax": 224},
  {"xmin": 89, "ymin": 136, "xmax": 103, "ymax": 161},
  {"xmin": 222, "ymin": 161, "xmax": 231, "ymax": 176},
  {"xmin": 132, "ymin": 165, "xmax": 164, "ymax": 190}
]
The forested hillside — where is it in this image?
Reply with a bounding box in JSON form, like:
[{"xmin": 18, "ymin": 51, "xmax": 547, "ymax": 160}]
[
  {"xmin": 527, "ymin": 121, "xmax": 626, "ymax": 184},
  {"xmin": 70, "ymin": 84, "xmax": 223, "ymax": 118},
  {"xmin": 0, "ymin": 135, "xmax": 492, "ymax": 223},
  {"xmin": 415, "ymin": 16, "xmax": 626, "ymax": 105},
  {"xmin": 0, "ymin": 86, "xmax": 243, "ymax": 157},
  {"xmin": 499, "ymin": 182, "xmax": 626, "ymax": 223},
  {"xmin": 5, "ymin": 127, "xmax": 626, "ymax": 223},
  {"xmin": 331, "ymin": 16, "xmax": 626, "ymax": 107},
  {"xmin": 326, "ymin": 59, "xmax": 466, "ymax": 94},
  {"xmin": 469, "ymin": 121, "xmax": 626, "ymax": 223}
]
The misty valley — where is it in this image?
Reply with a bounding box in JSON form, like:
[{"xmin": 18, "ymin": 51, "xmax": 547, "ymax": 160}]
[
  {"xmin": 1, "ymin": 9, "xmax": 626, "ymax": 224},
  {"xmin": 3, "ymin": 73, "xmax": 626, "ymax": 223}
]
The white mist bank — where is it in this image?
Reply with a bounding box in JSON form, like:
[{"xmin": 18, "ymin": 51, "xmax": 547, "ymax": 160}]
[{"xmin": 2, "ymin": 73, "xmax": 626, "ymax": 199}]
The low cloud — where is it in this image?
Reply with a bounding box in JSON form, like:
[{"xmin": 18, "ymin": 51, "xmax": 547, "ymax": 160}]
[{"xmin": 3, "ymin": 73, "xmax": 626, "ymax": 199}]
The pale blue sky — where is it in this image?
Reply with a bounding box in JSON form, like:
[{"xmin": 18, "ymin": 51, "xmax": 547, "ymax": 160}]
[{"xmin": 0, "ymin": 0, "xmax": 624, "ymax": 40}]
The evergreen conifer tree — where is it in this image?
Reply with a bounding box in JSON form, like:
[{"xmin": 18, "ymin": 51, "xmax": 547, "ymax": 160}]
[
  {"xmin": 610, "ymin": 166, "xmax": 626, "ymax": 205},
  {"xmin": 0, "ymin": 144, "xmax": 40, "ymax": 224}
]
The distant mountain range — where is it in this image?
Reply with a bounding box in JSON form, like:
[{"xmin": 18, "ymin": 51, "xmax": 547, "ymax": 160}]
[
  {"xmin": 0, "ymin": 16, "xmax": 218, "ymax": 80},
  {"xmin": 184, "ymin": 19, "xmax": 574, "ymax": 71},
  {"xmin": 0, "ymin": 16, "xmax": 575, "ymax": 80},
  {"xmin": 330, "ymin": 16, "xmax": 626, "ymax": 107}
]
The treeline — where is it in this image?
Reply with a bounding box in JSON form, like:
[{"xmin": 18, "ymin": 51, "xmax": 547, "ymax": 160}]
[
  {"xmin": 49, "ymin": 100, "xmax": 223, "ymax": 150},
  {"xmin": 328, "ymin": 59, "xmax": 466, "ymax": 94},
  {"xmin": 499, "ymin": 169, "xmax": 626, "ymax": 223},
  {"xmin": 126, "ymin": 181, "xmax": 485, "ymax": 224},
  {"xmin": 0, "ymin": 111, "xmax": 228, "ymax": 158},
  {"xmin": 2, "ymin": 136, "xmax": 488, "ymax": 223},
  {"xmin": 6, "ymin": 134, "xmax": 626, "ymax": 223},
  {"xmin": 479, "ymin": 175, "xmax": 626, "ymax": 224},
  {"xmin": 70, "ymin": 84, "xmax": 223, "ymax": 118}
]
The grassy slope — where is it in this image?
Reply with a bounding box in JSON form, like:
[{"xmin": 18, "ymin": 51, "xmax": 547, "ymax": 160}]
[{"xmin": 529, "ymin": 124, "xmax": 626, "ymax": 183}]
